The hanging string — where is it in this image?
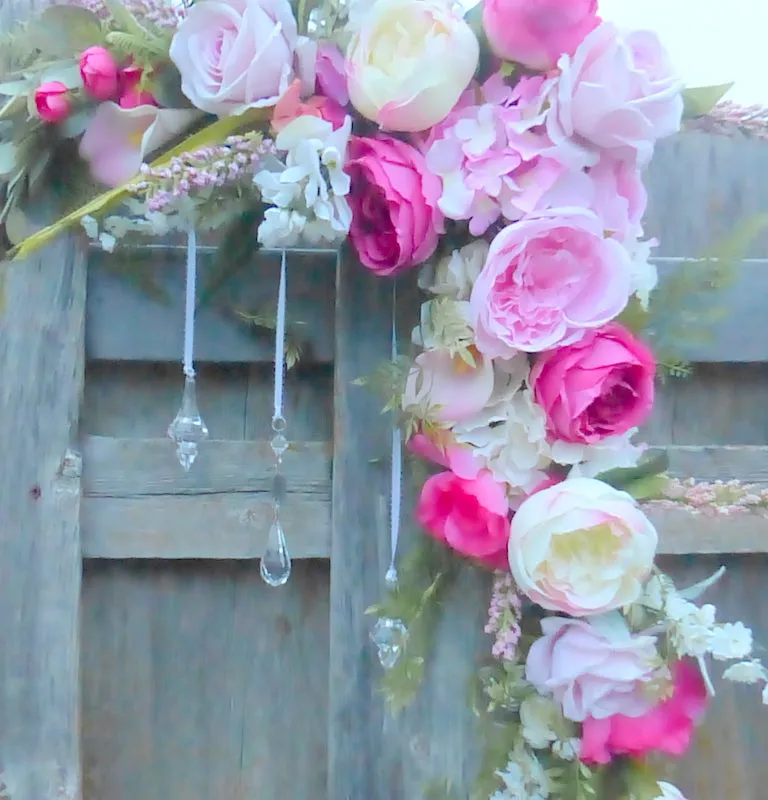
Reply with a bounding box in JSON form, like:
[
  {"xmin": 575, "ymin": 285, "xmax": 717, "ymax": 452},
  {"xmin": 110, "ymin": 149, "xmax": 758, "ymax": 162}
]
[
  {"xmin": 386, "ymin": 281, "xmax": 401, "ymax": 587},
  {"xmin": 273, "ymin": 249, "xmax": 287, "ymax": 424},
  {"xmin": 183, "ymin": 225, "xmax": 197, "ymax": 378}
]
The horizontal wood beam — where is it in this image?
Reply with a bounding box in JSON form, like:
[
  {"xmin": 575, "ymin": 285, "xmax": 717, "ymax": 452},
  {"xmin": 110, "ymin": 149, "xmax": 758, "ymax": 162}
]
[{"xmin": 80, "ymin": 437, "xmax": 768, "ymax": 559}]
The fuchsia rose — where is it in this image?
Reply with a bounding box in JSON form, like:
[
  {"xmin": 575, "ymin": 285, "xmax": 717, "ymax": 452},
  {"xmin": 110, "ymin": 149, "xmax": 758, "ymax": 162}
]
[
  {"xmin": 483, "ymin": 0, "xmax": 600, "ymax": 71},
  {"xmin": 548, "ymin": 23, "xmax": 684, "ymax": 165},
  {"xmin": 580, "ymin": 659, "xmax": 708, "ymax": 764},
  {"xmin": 530, "ymin": 323, "xmax": 655, "ymax": 444},
  {"xmin": 346, "ymin": 135, "xmax": 444, "ymax": 275},
  {"xmin": 169, "ymin": 0, "xmax": 315, "ymax": 116},
  {"xmin": 79, "ymin": 46, "xmax": 120, "ymax": 101},
  {"xmin": 416, "ymin": 470, "xmax": 510, "ymax": 568},
  {"xmin": 526, "ymin": 613, "xmax": 661, "ymax": 722},
  {"xmin": 469, "ymin": 209, "xmax": 632, "ymax": 355},
  {"xmin": 402, "ymin": 348, "xmax": 495, "ymax": 425},
  {"xmin": 34, "ymin": 81, "xmax": 70, "ymax": 124}
]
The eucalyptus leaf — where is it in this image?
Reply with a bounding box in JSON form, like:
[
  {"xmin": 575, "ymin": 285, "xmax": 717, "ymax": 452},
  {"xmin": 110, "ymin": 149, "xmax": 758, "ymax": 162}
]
[
  {"xmin": 58, "ymin": 108, "xmax": 92, "ymax": 139},
  {"xmin": 0, "ymin": 94, "xmax": 26, "ymax": 122},
  {"xmin": 682, "ymin": 82, "xmax": 734, "ymax": 118},
  {"xmin": 0, "ymin": 141, "xmax": 17, "ymax": 178},
  {"xmin": 27, "ymin": 6, "xmax": 105, "ymax": 58},
  {"xmin": 38, "ymin": 62, "xmax": 82, "ymax": 89},
  {"xmin": 4, "ymin": 205, "xmax": 43, "ymax": 245},
  {"xmin": 0, "ymin": 80, "xmax": 32, "ymax": 97},
  {"xmin": 622, "ymin": 473, "xmax": 669, "ymax": 501}
]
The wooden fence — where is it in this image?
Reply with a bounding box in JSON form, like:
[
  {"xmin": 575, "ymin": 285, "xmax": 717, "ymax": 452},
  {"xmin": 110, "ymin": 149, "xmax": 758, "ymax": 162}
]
[{"xmin": 2, "ymin": 46, "xmax": 768, "ymax": 800}]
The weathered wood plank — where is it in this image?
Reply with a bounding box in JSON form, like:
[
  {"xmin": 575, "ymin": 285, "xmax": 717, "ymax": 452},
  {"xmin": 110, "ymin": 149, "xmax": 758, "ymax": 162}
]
[
  {"xmin": 86, "ymin": 248, "xmax": 336, "ymax": 363},
  {"xmin": 0, "ymin": 239, "xmax": 85, "ymax": 797},
  {"xmin": 662, "ymin": 444, "xmax": 768, "ymax": 483},
  {"xmin": 81, "ymin": 559, "xmax": 329, "ymax": 800}
]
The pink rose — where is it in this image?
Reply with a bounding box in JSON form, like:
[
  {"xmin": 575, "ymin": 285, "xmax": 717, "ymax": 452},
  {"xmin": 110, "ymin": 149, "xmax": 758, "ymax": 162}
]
[
  {"xmin": 79, "ymin": 46, "xmax": 120, "ymax": 101},
  {"xmin": 483, "ymin": 0, "xmax": 600, "ymax": 71},
  {"xmin": 530, "ymin": 323, "xmax": 655, "ymax": 445},
  {"xmin": 346, "ymin": 135, "xmax": 444, "ymax": 275},
  {"xmin": 169, "ymin": 0, "xmax": 315, "ymax": 116},
  {"xmin": 469, "ymin": 209, "xmax": 632, "ymax": 355},
  {"xmin": 587, "ymin": 156, "xmax": 647, "ymax": 241},
  {"xmin": 315, "ymin": 42, "xmax": 349, "ymax": 106},
  {"xmin": 580, "ymin": 660, "xmax": 708, "ymax": 764},
  {"xmin": 403, "ymin": 348, "xmax": 495, "ymax": 425},
  {"xmin": 407, "ymin": 431, "xmax": 482, "ymax": 480},
  {"xmin": 34, "ymin": 81, "xmax": 70, "ymax": 124},
  {"xmin": 526, "ymin": 613, "xmax": 660, "ymax": 722},
  {"xmin": 548, "ymin": 23, "xmax": 683, "ymax": 165},
  {"xmin": 416, "ymin": 470, "xmax": 510, "ymax": 568},
  {"xmin": 119, "ymin": 88, "xmax": 158, "ymax": 109}
]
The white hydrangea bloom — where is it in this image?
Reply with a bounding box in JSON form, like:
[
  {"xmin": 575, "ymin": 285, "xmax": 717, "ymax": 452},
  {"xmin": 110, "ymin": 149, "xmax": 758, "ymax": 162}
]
[
  {"xmin": 666, "ymin": 598, "xmax": 717, "ymax": 658},
  {"xmin": 492, "ymin": 744, "xmax": 551, "ymax": 800},
  {"xmin": 551, "ymin": 429, "xmax": 645, "ymax": 478},
  {"xmin": 254, "ymin": 114, "xmax": 352, "ymax": 248},
  {"xmin": 709, "ymin": 621, "xmax": 753, "ymax": 662},
  {"xmin": 723, "ymin": 659, "xmax": 767, "ymax": 684},
  {"xmin": 418, "ymin": 240, "xmax": 488, "ymax": 300}
]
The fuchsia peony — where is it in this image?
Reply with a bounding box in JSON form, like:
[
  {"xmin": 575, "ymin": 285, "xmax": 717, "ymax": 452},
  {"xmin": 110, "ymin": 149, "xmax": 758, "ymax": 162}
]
[
  {"xmin": 580, "ymin": 659, "xmax": 708, "ymax": 764},
  {"xmin": 416, "ymin": 470, "xmax": 510, "ymax": 568},
  {"xmin": 346, "ymin": 135, "xmax": 443, "ymax": 275},
  {"xmin": 526, "ymin": 613, "xmax": 661, "ymax": 722},
  {"xmin": 79, "ymin": 46, "xmax": 120, "ymax": 101},
  {"xmin": 34, "ymin": 82, "xmax": 70, "ymax": 124},
  {"xmin": 469, "ymin": 209, "xmax": 632, "ymax": 355},
  {"xmin": 530, "ymin": 323, "xmax": 656, "ymax": 444},
  {"xmin": 547, "ymin": 23, "xmax": 684, "ymax": 165},
  {"xmin": 483, "ymin": 0, "xmax": 600, "ymax": 71}
]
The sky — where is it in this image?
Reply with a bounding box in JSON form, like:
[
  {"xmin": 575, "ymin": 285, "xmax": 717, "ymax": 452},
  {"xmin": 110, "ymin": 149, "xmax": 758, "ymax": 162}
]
[{"xmin": 600, "ymin": 0, "xmax": 767, "ymax": 106}]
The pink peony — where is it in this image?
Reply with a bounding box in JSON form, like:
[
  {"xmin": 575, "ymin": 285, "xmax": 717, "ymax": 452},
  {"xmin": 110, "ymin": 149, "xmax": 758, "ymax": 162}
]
[
  {"xmin": 526, "ymin": 613, "xmax": 661, "ymax": 722},
  {"xmin": 416, "ymin": 470, "xmax": 510, "ymax": 568},
  {"xmin": 407, "ymin": 431, "xmax": 483, "ymax": 480},
  {"xmin": 587, "ymin": 155, "xmax": 647, "ymax": 241},
  {"xmin": 169, "ymin": 0, "xmax": 315, "ymax": 116},
  {"xmin": 469, "ymin": 209, "xmax": 632, "ymax": 355},
  {"xmin": 548, "ymin": 23, "xmax": 684, "ymax": 165},
  {"xmin": 346, "ymin": 135, "xmax": 444, "ymax": 275},
  {"xmin": 34, "ymin": 81, "xmax": 70, "ymax": 124},
  {"xmin": 402, "ymin": 347, "xmax": 495, "ymax": 425},
  {"xmin": 580, "ymin": 659, "xmax": 708, "ymax": 764},
  {"xmin": 79, "ymin": 46, "xmax": 120, "ymax": 101},
  {"xmin": 315, "ymin": 42, "xmax": 349, "ymax": 106},
  {"xmin": 530, "ymin": 323, "xmax": 655, "ymax": 444},
  {"xmin": 483, "ymin": 0, "xmax": 600, "ymax": 71},
  {"xmin": 425, "ymin": 74, "xmax": 576, "ymax": 237}
]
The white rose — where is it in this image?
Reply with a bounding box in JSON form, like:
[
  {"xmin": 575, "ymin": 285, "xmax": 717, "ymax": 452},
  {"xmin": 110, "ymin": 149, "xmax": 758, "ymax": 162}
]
[
  {"xmin": 508, "ymin": 478, "xmax": 658, "ymax": 616},
  {"xmin": 345, "ymin": 0, "xmax": 479, "ymax": 132}
]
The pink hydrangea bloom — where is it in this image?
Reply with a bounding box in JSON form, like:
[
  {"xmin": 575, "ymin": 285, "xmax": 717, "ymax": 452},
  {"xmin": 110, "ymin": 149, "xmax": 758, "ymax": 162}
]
[{"xmin": 425, "ymin": 74, "xmax": 583, "ymax": 236}]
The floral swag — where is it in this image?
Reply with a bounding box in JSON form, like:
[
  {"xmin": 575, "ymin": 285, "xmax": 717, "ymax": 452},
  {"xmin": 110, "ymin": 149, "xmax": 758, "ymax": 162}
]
[{"xmin": 0, "ymin": 0, "xmax": 763, "ymax": 797}]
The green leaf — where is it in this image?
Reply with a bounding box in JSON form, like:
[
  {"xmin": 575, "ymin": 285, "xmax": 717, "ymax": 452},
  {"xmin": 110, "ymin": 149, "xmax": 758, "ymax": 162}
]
[
  {"xmin": 595, "ymin": 451, "xmax": 670, "ymax": 492},
  {"xmin": 682, "ymin": 82, "xmax": 734, "ymax": 118},
  {"xmin": 623, "ymin": 473, "xmax": 669, "ymax": 501},
  {"xmin": 0, "ymin": 80, "xmax": 31, "ymax": 96},
  {"xmin": 37, "ymin": 61, "xmax": 82, "ymax": 89},
  {"xmin": 27, "ymin": 6, "xmax": 105, "ymax": 58},
  {"xmin": 0, "ymin": 141, "xmax": 17, "ymax": 178},
  {"xmin": 58, "ymin": 109, "xmax": 93, "ymax": 139}
]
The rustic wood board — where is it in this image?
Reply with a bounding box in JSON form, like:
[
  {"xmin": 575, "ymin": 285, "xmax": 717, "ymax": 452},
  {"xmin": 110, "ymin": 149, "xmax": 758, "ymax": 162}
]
[{"xmin": 0, "ymin": 239, "xmax": 85, "ymax": 798}]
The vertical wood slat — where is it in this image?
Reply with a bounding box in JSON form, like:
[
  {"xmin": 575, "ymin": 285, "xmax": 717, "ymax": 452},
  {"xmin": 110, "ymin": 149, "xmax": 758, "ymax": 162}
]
[{"xmin": 0, "ymin": 241, "xmax": 86, "ymax": 798}]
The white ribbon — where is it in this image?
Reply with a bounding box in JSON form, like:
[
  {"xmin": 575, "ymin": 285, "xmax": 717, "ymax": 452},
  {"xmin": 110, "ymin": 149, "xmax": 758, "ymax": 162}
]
[
  {"xmin": 386, "ymin": 283, "xmax": 401, "ymax": 586},
  {"xmin": 273, "ymin": 250, "xmax": 287, "ymax": 423},
  {"xmin": 183, "ymin": 225, "xmax": 197, "ymax": 378}
]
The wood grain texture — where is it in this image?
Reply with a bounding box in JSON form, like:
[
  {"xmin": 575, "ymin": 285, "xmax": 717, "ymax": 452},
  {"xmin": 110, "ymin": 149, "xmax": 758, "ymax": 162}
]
[
  {"xmin": 80, "ymin": 559, "xmax": 329, "ymax": 800},
  {"xmin": 0, "ymin": 241, "xmax": 85, "ymax": 798}
]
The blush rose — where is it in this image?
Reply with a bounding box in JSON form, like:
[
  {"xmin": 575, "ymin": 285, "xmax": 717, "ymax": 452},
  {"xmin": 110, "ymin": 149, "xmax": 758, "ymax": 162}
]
[
  {"xmin": 530, "ymin": 323, "xmax": 655, "ymax": 444},
  {"xmin": 483, "ymin": 0, "xmax": 600, "ymax": 71},
  {"xmin": 346, "ymin": 135, "xmax": 444, "ymax": 275},
  {"xmin": 416, "ymin": 470, "xmax": 510, "ymax": 569},
  {"xmin": 469, "ymin": 209, "xmax": 632, "ymax": 355}
]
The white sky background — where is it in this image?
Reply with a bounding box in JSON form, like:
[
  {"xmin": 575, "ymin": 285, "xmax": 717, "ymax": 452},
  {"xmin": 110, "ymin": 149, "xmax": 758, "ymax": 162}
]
[{"xmin": 599, "ymin": 0, "xmax": 767, "ymax": 105}]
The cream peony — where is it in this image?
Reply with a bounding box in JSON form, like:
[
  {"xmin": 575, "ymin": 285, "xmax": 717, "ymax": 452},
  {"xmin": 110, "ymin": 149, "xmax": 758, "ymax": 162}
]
[
  {"xmin": 508, "ymin": 477, "xmax": 658, "ymax": 616},
  {"xmin": 345, "ymin": 0, "xmax": 479, "ymax": 132}
]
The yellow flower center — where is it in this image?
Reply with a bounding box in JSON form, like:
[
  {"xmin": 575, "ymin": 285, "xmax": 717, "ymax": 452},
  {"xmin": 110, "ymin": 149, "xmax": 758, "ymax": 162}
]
[{"xmin": 549, "ymin": 523, "xmax": 621, "ymax": 564}]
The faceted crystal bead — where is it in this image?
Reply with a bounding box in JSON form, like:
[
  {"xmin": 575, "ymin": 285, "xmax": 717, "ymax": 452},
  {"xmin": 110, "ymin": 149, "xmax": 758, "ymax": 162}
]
[
  {"xmin": 167, "ymin": 375, "xmax": 209, "ymax": 471},
  {"xmin": 260, "ymin": 519, "xmax": 291, "ymax": 586},
  {"xmin": 271, "ymin": 472, "xmax": 287, "ymax": 507},
  {"xmin": 384, "ymin": 565, "xmax": 399, "ymax": 588},
  {"xmin": 270, "ymin": 433, "xmax": 289, "ymax": 459},
  {"xmin": 370, "ymin": 617, "xmax": 408, "ymax": 670}
]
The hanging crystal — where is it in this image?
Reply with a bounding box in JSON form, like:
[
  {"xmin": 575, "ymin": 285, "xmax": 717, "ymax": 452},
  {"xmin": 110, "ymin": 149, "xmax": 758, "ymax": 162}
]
[
  {"xmin": 370, "ymin": 616, "xmax": 408, "ymax": 669},
  {"xmin": 168, "ymin": 225, "xmax": 208, "ymax": 470},
  {"xmin": 260, "ymin": 250, "xmax": 292, "ymax": 586}
]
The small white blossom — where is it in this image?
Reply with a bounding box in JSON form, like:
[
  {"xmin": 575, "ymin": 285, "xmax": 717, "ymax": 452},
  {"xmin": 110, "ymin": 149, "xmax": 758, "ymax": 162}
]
[
  {"xmin": 419, "ymin": 240, "xmax": 488, "ymax": 300},
  {"xmin": 666, "ymin": 598, "xmax": 716, "ymax": 658},
  {"xmin": 98, "ymin": 232, "xmax": 117, "ymax": 252},
  {"xmin": 552, "ymin": 429, "xmax": 645, "ymax": 478},
  {"xmin": 626, "ymin": 236, "xmax": 659, "ymax": 310},
  {"xmin": 519, "ymin": 696, "xmax": 559, "ymax": 750},
  {"xmin": 81, "ymin": 215, "xmax": 99, "ymax": 239},
  {"xmin": 257, "ymin": 208, "xmax": 308, "ymax": 249},
  {"xmin": 723, "ymin": 659, "xmax": 766, "ymax": 684},
  {"xmin": 709, "ymin": 621, "xmax": 753, "ymax": 661}
]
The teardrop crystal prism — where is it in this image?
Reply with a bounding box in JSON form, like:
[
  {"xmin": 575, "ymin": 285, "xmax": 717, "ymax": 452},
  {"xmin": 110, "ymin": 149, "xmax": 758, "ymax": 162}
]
[
  {"xmin": 167, "ymin": 375, "xmax": 209, "ymax": 471},
  {"xmin": 370, "ymin": 617, "xmax": 408, "ymax": 670},
  {"xmin": 260, "ymin": 519, "xmax": 292, "ymax": 586}
]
